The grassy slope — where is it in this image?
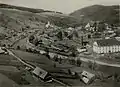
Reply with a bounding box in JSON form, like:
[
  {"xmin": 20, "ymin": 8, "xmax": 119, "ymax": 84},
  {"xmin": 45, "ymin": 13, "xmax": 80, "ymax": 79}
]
[
  {"xmin": 12, "ymin": 50, "xmax": 120, "ymax": 87},
  {"xmin": 0, "ymin": 3, "xmax": 63, "ymax": 14},
  {"xmin": 0, "ymin": 73, "xmax": 19, "ymax": 87},
  {"xmin": 11, "ymin": 50, "xmax": 64, "ymax": 72},
  {"xmin": 1, "ymin": 50, "xmax": 120, "ymax": 86},
  {"xmin": 0, "ymin": 8, "xmax": 46, "ymax": 32},
  {"xmin": 0, "ymin": 3, "xmax": 81, "ymax": 31},
  {"xmin": 0, "ymin": 4, "xmax": 81, "ymax": 42}
]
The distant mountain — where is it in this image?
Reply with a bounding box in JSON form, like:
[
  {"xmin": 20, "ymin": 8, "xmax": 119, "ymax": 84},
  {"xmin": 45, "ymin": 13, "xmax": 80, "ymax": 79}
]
[
  {"xmin": 0, "ymin": 3, "xmax": 44, "ymax": 13},
  {"xmin": 0, "ymin": 3, "xmax": 63, "ymax": 14},
  {"xmin": 70, "ymin": 5, "xmax": 119, "ymax": 25}
]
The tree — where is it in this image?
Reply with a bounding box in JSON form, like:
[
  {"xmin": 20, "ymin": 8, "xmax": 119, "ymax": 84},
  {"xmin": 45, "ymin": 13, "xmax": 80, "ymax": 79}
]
[
  {"xmin": 29, "ymin": 35, "xmax": 35, "ymax": 43},
  {"xmin": 56, "ymin": 31, "xmax": 63, "ymax": 40},
  {"xmin": 45, "ymin": 47, "xmax": 49, "ymax": 54},
  {"xmin": 93, "ymin": 22, "xmax": 97, "ymax": 31},
  {"xmin": 69, "ymin": 45, "xmax": 78, "ymax": 57},
  {"xmin": 88, "ymin": 61, "xmax": 98, "ymax": 70},
  {"xmin": 53, "ymin": 63, "xmax": 56, "ymax": 68},
  {"xmin": 53, "ymin": 55, "xmax": 58, "ymax": 62},
  {"xmin": 34, "ymin": 38, "xmax": 39, "ymax": 46},
  {"xmin": 98, "ymin": 22, "xmax": 106, "ymax": 32},
  {"xmin": 76, "ymin": 59, "xmax": 82, "ymax": 67},
  {"xmin": 17, "ymin": 45, "xmax": 20, "ymax": 50},
  {"xmin": 44, "ymin": 48, "xmax": 50, "ymax": 59},
  {"xmin": 68, "ymin": 34, "xmax": 73, "ymax": 40},
  {"xmin": 73, "ymin": 30, "xmax": 79, "ymax": 38},
  {"xmin": 74, "ymin": 72, "xmax": 80, "ymax": 79},
  {"xmin": 71, "ymin": 59, "xmax": 76, "ymax": 65},
  {"xmin": 59, "ymin": 57, "xmax": 62, "ymax": 64},
  {"xmin": 64, "ymin": 31, "xmax": 68, "ymax": 37},
  {"xmin": 3, "ymin": 44, "xmax": 6, "ymax": 47},
  {"xmin": 113, "ymin": 72, "xmax": 119, "ymax": 81},
  {"xmin": 88, "ymin": 61, "xmax": 93, "ymax": 70},
  {"xmin": 68, "ymin": 69, "xmax": 72, "ymax": 75}
]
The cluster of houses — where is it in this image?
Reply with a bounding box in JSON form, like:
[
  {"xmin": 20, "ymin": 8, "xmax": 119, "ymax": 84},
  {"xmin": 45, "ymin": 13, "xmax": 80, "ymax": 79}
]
[
  {"xmin": 83, "ymin": 21, "xmax": 120, "ymax": 55},
  {"xmin": 84, "ymin": 21, "xmax": 116, "ymax": 32},
  {"xmin": 27, "ymin": 20, "xmax": 120, "ymax": 58},
  {"xmin": 32, "ymin": 66, "xmax": 96, "ymax": 84},
  {"xmin": 26, "ymin": 21, "xmax": 120, "ymax": 85}
]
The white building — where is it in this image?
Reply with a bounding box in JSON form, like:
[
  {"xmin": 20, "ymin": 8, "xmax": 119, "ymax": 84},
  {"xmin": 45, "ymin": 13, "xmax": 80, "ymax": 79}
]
[
  {"xmin": 93, "ymin": 38, "xmax": 120, "ymax": 54},
  {"xmin": 85, "ymin": 22, "xmax": 97, "ymax": 32},
  {"xmin": 45, "ymin": 21, "xmax": 54, "ymax": 28},
  {"xmin": 0, "ymin": 47, "xmax": 5, "ymax": 54}
]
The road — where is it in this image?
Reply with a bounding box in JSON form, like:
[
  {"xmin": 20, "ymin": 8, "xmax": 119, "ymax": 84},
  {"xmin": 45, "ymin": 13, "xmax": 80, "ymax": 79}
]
[
  {"xmin": 7, "ymin": 49, "xmax": 35, "ymax": 69},
  {"xmin": 78, "ymin": 57, "xmax": 120, "ymax": 68},
  {"xmin": 26, "ymin": 38, "xmax": 120, "ymax": 68}
]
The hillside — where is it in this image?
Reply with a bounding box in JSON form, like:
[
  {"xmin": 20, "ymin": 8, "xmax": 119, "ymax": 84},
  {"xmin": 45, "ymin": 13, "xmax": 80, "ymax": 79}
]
[
  {"xmin": 70, "ymin": 5, "xmax": 119, "ymax": 25},
  {"xmin": 0, "ymin": 3, "xmax": 80, "ymax": 29},
  {"xmin": 0, "ymin": 73, "xmax": 19, "ymax": 87},
  {"xmin": 0, "ymin": 3, "xmax": 59, "ymax": 13},
  {"xmin": 0, "ymin": 3, "xmax": 81, "ymax": 46}
]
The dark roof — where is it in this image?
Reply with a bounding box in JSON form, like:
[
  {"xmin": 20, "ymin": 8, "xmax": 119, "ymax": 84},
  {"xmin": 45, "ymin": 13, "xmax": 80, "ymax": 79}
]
[{"xmin": 96, "ymin": 38, "xmax": 120, "ymax": 46}]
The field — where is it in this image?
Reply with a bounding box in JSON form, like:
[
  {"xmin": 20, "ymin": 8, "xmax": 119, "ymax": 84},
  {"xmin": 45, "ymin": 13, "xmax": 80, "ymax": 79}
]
[
  {"xmin": 10, "ymin": 50, "xmax": 86, "ymax": 86},
  {"xmin": 0, "ymin": 73, "xmax": 19, "ymax": 87},
  {"xmin": 0, "ymin": 50, "xmax": 120, "ymax": 86},
  {"xmin": 11, "ymin": 50, "xmax": 120, "ymax": 86}
]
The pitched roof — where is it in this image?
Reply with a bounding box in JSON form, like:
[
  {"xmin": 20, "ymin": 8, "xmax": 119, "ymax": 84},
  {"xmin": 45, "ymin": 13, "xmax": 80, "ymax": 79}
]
[
  {"xmin": 32, "ymin": 67, "xmax": 48, "ymax": 79},
  {"xmin": 96, "ymin": 38, "xmax": 120, "ymax": 46}
]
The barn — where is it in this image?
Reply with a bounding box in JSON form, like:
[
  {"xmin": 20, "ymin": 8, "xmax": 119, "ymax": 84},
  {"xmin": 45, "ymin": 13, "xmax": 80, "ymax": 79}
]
[{"xmin": 32, "ymin": 67, "xmax": 52, "ymax": 82}]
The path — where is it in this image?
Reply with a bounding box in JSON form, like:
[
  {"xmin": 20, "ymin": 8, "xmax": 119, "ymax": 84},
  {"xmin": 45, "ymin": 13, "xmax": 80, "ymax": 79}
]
[
  {"xmin": 7, "ymin": 49, "xmax": 69, "ymax": 86},
  {"xmin": 78, "ymin": 57, "xmax": 120, "ymax": 68}
]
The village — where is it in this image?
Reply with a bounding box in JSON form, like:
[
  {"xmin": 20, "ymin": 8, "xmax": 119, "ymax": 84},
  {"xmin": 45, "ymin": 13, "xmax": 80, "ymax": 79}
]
[
  {"xmin": 0, "ymin": 19, "xmax": 120, "ymax": 86},
  {"xmin": 0, "ymin": 2, "xmax": 119, "ymax": 87}
]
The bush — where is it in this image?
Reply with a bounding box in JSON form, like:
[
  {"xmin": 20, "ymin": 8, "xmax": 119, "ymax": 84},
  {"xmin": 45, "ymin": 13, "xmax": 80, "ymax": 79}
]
[
  {"xmin": 53, "ymin": 55, "xmax": 58, "ymax": 62},
  {"xmin": 76, "ymin": 59, "xmax": 82, "ymax": 67},
  {"xmin": 3, "ymin": 44, "xmax": 6, "ymax": 47},
  {"xmin": 68, "ymin": 69, "xmax": 72, "ymax": 75},
  {"xmin": 88, "ymin": 61, "xmax": 98, "ymax": 70},
  {"xmin": 53, "ymin": 63, "xmax": 56, "ymax": 68},
  {"xmin": 74, "ymin": 72, "xmax": 80, "ymax": 79},
  {"xmin": 59, "ymin": 57, "xmax": 62, "ymax": 64},
  {"xmin": 17, "ymin": 46, "xmax": 20, "ymax": 50},
  {"xmin": 88, "ymin": 61, "xmax": 93, "ymax": 70},
  {"xmin": 71, "ymin": 59, "xmax": 76, "ymax": 65}
]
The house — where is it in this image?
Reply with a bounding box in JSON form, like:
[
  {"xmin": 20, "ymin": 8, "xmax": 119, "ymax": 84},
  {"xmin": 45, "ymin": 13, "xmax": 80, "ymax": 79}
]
[
  {"xmin": 32, "ymin": 67, "xmax": 53, "ymax": 82},
  {"xmin": 93, "ymin": 38, "xmax": 120, "ymax": 54},
  {"xmin": 0, "ymin": 47, "xmax": 5, "ymax": 54},
  {"xmin": 49, "ymin": 52, "xmax": 56, "ymax": 59},
  {"xmin": 39, "ymin": 50, "xmax": 46, "ymax": 54},
  {"xmin": 32, "ymin": 67, "xmax": 48, "ymax": 80},
  {"xmin": 85, "ymin": 22, "xmax": 97, "ymax": 32},
  {"xmin": 81, "ymin": 71, "xmax": 95, "ymax": 84},
  {"xmin": 77, "ymin": 47, "xmax": 87, "ymax": 53},
  {"xmin": 45, "ymin": 21, "xmax": 54, "ymax": 28},
  {"xmin": 68, "ymin": 27, "xmax": 74, "ymax": 31}
]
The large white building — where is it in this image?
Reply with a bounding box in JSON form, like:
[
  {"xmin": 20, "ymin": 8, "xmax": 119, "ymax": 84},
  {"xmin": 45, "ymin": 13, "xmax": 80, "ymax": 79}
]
[{"xmin": 93, "ymin": 38, "xmax": 120, "ymax": 54}]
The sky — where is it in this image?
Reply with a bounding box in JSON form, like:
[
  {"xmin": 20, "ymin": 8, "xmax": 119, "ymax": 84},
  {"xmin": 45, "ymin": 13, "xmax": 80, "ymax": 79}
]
[{"xmin": 0, "ymin": 0, "xmax": 120, "ymax": 13}]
